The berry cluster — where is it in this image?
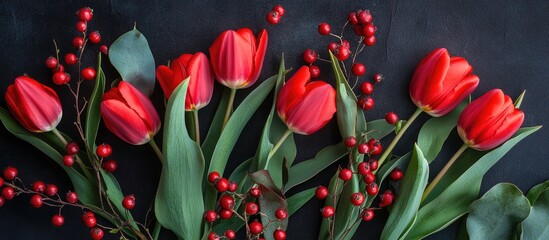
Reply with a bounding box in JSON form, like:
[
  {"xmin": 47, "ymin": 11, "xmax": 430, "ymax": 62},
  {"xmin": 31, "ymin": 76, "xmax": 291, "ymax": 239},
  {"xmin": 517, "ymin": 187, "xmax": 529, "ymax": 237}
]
[
  {"xmin": 204, "ymin": 171, "xmax": 288, "ymax": 240},
  {"xmin": 266, "ymin": 5, "xmax": 285, "ymax": 25}
]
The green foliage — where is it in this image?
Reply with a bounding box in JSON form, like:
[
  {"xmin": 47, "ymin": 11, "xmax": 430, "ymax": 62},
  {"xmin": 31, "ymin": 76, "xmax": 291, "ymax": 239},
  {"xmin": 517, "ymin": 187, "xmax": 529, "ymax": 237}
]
[{"xmin": 85, "ymin": 53, "xmax": 105, "ymax": 151}]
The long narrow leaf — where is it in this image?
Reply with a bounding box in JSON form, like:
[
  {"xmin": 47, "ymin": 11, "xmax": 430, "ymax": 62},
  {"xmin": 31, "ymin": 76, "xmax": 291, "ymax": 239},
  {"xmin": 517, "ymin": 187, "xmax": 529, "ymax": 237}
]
[{"xmin": 85, "ymin": 53, "xmax": 105, "ymax": 151}]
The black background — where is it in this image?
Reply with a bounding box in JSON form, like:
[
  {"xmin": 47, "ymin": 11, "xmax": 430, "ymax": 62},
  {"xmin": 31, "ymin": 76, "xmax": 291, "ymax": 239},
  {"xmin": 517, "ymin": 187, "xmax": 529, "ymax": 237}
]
[{"xmin": 0, "ymin": 1, "xmax": 548, "ymax": 239}]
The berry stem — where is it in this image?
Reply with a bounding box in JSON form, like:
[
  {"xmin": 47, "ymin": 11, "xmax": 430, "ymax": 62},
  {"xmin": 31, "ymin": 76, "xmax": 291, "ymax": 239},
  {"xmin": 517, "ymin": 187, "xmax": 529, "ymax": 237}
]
[
  {"xmin": 192, "ymin": 109, "xmax": 201, "ymax": 144},
  {"xmin": 421, "ymin": 144, "xmax": 468, "ymax": 201},
  {"xmin": 51, "ymin": 128, "xmax": 94, "ymax": 180},
  {"xmin": 148, "ymin": 138, "xmax": 164, "ymax": 163},
  {"xmin": 374, "ymin": 108, "xmax": 423, "ymax": 171},
  {"xmin": 265, "ymin": 129, "xmax": 292, "ymax": 168},
  {"xmin": 222, "ymin": 88, "xmax": 237, "ymax": 130}
]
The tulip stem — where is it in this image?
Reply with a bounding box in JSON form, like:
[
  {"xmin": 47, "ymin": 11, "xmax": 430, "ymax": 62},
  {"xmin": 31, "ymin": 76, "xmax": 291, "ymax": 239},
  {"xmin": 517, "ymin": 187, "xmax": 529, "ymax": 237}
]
[
  {"xmin": 192, "ymin": 110, "xmax": 201, "ymax": 144},
  {"xmin": 265, "ymin": 129, "xmax": 293, "ymax": 169},
  {"xmin": 375, "ymin": 108, "xmax": 423, "ymax": 171},
  {"xmin": 422, "ymin": 144, "xmax": 468, "ymax": 202},
  {"xmin": 51, "ymin": 128, "xmax": 94, "ymax": 180},
  {"xmin": 149, "ymin": 139, "xmax": 164, "ymax": 164},
  {"xmin": 222, "ymin": 88, "xmax": 237, "ymax": 129}
]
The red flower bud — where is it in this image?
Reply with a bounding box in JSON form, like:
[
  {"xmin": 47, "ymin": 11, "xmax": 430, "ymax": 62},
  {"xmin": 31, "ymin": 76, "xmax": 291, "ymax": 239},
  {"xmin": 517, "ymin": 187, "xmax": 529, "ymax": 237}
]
[
  {"xmin": 5, "ymin": 76, "xmax": 62, "ymax": 132},
  {"xmin": 457, "ymin": 89, "xmax": 524, "ymax": 151}
]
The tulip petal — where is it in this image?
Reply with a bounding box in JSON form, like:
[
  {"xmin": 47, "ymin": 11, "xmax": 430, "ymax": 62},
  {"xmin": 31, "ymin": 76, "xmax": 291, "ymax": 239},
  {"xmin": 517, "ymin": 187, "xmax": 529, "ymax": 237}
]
[
  {"xmin": 116, "ymin": 82, "xmax": 161, "ymax": 134},
  {"xmin": 276, "ymin": 66, "xmax": 310, "ymax": 120},
  {"xmin": 156, "ymin": 65, "xmax": 178, "ymax": 99},
  {"xmin": 472, "ymin": 108, "xmax": 524, "ymax": 150},
  {"xmin": 459, "ymin": 89, "xmax": 506, "ymax": 141},
  {"xmin": 249, "ymin": 29, "xmax": 268, "ymax": 86},
  {"xmin": 429, "ymin": 74, "xmax": 479, "ymax": 116},
  {"xmin": 410, "ymin": 48, "xmax": 450, "ymax": 108},
  {"xmin": 185, "ymin": 52, "xmax": 214, "ymax": 110},
  {"xmin": 209, "ymin": 30, "xmax": 253, "ymax": 89},
  {"xmin": 101, "ymin": 99, "xmax": 151, "ymax": 145},
  {"xmin": 285, "ymin": 82, "xmax": 336, "ymax": 135}
]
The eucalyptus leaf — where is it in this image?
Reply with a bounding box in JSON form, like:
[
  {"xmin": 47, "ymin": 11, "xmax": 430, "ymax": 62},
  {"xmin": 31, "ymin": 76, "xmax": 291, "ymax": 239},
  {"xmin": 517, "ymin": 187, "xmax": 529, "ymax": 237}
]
[
  {"xmin": 526, "ymin": 180, "xmax": 549, "ymax": 205},
  {"xmin": 85, "ymin": 53, "xmax": 105, "ymax": 151},
  {"xmin": 522, "ymin": 187, "xmax": 549, "ymax": 240},
  {"xmin": 381, "ymin": 144, "xmax": 429, "ymax": 240},
  {"xmin": 466, "ymin": 183, "xmax": 530, "ymax": 240},
  {"xmin": 109, "ymin": 27, "xmax": 156, "ymax": 96},
  {"xmin": 155, "ymin": 80, "xmax": 205, "ymax": 239}
]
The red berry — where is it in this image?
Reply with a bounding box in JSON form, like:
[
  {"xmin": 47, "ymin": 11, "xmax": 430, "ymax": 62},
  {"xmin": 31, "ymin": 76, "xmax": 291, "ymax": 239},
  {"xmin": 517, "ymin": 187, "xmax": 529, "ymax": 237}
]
[
  {"xmin": 328, "ymin": 42, "xmax": 338, "ymax": 52},
  {"xmin": 352, "ymin": 63, "xmax": 366, "ymax": 76},
  {"xmin": 390, "ymin": 168, "xmax": 404, "ymax": 181},
  {"xmin": 348, "ymin": 12, "xmax": 358, "ymax": 25},
  {"xmin": 318, "ymin": 23, "xmax": 331, "ymax": 35},
  {"xmin": 353, "ymin": 25, "xmax": 364, "ymax": 36},
  {"xmin": 338, "ymin": 168, "xmax": 353, "ymax": 181},
  {"xmin": 273, "ymin": 5, "xmax": 285, "ymax": 16},
  {"xmin": 52, "ymin": 72, "xmax": 70, "ymax": 85},
  {"xmin": 0, "ymin": 177, "xmax": 3, "ymax": 186},
  {"xmin": 266, "ymin": 11, "xmax": 280, "ymax": 25},
  {"xmin": 66, "ymin": 191, "xmax": 78, "ymax": 203},
  {"xmin": 227, "ymin": 181, "xmax": 238, "ymax": 192},
  {"xmin": 96, "ymin": 143, "xmax": 112, "ymax": 158},
  {"xmin": 309, "ymin": 65, "xmax": 320, "ymax": 78},
  {"xmin": 357, "ymin": 162, "xmax": 370, "ymax": 175},
  {"xmin": 208, "ymin": 172, "xmax": 221, "ymax": 183},
  {"xmin": 75, "ymin": 21, "xmax": 87, "ymax": 32},
  {"xmin": 360, "ymin": 82, "xmax": 374, "ymax": 95},
  {"xmin": 357, "ymin": 143, "xmax": 369, "ymax": 154},
  {"xmin": 361, "ymin": 209, "xmax": 374, "ymax": 221},
  {"xmin": 369, "ymin": 159, "xmax": 379, "ymax": 171},
  {"xmin": 65, "ymin": 141, "xmax": 79, "ymax": 155},
  {"xmin": 350, "ymin": 192, "xmax": 365, "ymax": 206},
  {"xmin": 357, "ymin": 10, "xmax": 373, "ymax": 24},
  {"xmin": 364, "ymin": 35, "xmax": 376, "ymax": 46},
  {"xmin": 52, "ymin": 64, "xmax": 65, "ymax": 74},
  {"xmin": 2, "ymin": 187, "xmax": 15, "ymax": 200},
  {"xmin": 208, "ymin": 233, "xmax": 220, "ymax": 240},
  {"xmin": 225, "ymin": 230, "xmax": 236, "ymax": 239},
  {"xmin": 89, "ymin": 31, "xmax": 101, "ymax": 44},
  {"xmin": 101, "ymin": 160, "xmax": 117, "ymax": 173},
  {"xmin": 321, "ymin": 206, "xmax": 335, "ymax": 218},
  {"xmin": 362, "ymin": 23, "xmax": 376, "ymax": 37},
  {"xmin": 315, "ymin": 186, "xmax": 329, "ymax": 200},
  {"xmin": 249, "ymin": 187, "xmax": 262, "ymax": 197},
  {"xmin": 122, "ymin": 195, "xmax": 135, "ymax": 209},
  {"xmin": 63, "ymin": 155, "xmax": 75, "ymax": 167},
  {"xmin": 218, "ymin": 209, "xmax": 233, "ymax": 219},
  {"xmin": 249, "ymin": 221, "xmax": 263, "ymax": 235},
  {"xmin": 65, "ymin": 53, "xmax": 78, "ymax": 65},
  {"xmin": 363, "ymin": 171, "xmax": 376, "ymax": 184},
  {"xmin": 366, "ymin": 182, "xmax": 379, "ymax": 196},
  {"xmin": 203, "ymin": 210, "xmax": 217, "ymax": 223},
  {"xmin": 3, "ymin": 166, "xmax": 18, "ymax": 181},
  {"xmin": 302, "ymin": 49, "xmax": 317, "ymax": 64},
  {"xmin": 82, "ymin": 67, "xmax": 97, "ymax": 81},
  {"xmin": 358, "ymin": 97, "xmax": 374, "ymax": 110},
  {"xmin": 245, "ymin": 202, "xmax": 259, "ymax": 215},
  {"xmin": 335, "ymin": 46, "xmax": 350, "ymax": 61},
  {"xmin": 45, "ymin": 57, "xmax": 58, "ymax": 69},
  {"xmin": 275, "ymin": 208, "xmax": 287, "ymax": 219},
  {"xmin": 90, "ymin": 227, "xmax": 104, "ymax": 240},
  {"xmin": 83, "ymin": 215, "xmax": 97, "ymax": 228},
  {"xmin": 222, "ymin": 232, "xmax": 237, "ymax": 240},
  {"xmin": 52, "ymin": 214, "xmax": 65, "ymax": 227},
  {"xmin": 30, "ymin": 194, "xmax": 43, "ymax": 208},
  {"xmin": 379, "ymin": 190, "xmax": 394, "ymax": 207},
  {"xmin": 215, "ymin": 178, "xmax": 229, "ymax": 192},
  {"xmin": 385, "ymin": 112, "xmax": 399, "ymax": 125},
  {"xmin": 0, "ymin": 197, "xmax": 5, "ymax": 207},
  {"xmin": 341, "ymin": 40, "xmax": 351, "ymax": 49},
  {"xmin": 273, "ymin": 229, "xmax": 287, "ymax": 240},
  {"xmin": 81, "ymin": 211, "xmax": 95, "ymax": 222},
  {"xmin": 373, "ymin": 73, "xmax": 383, "ymax": 83},
  {"xmin": 73, "ymin": 36, "xmax": 85, "ymax": 48},
  {"xmin": 77, "ymin": 7, "xmax": 93, "ymax": 22},
  {"xmin": 371, "ymin": 144, "xmax": 383, "ymax": 156},
  {"xmin": 32, "ymin": 181, "xmax": 46, "ymax": 193},
  {"xmin": 100, "ymin": 45, "xmax": 108, "ymax": 55},
  {"xmin": 219, "ymin": 195, "xmax": 235, "ymax": 210},
  {"xmin": 344, "ymin": 136, "xmax": 357, "ymax": 148}
]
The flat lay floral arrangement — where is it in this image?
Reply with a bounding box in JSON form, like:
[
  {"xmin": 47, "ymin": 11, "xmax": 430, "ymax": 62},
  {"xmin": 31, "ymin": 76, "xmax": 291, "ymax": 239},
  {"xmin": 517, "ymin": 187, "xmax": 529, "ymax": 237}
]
[{"xmin": 0, "ymin": 4, "xmax": 546, "ymax": 240}]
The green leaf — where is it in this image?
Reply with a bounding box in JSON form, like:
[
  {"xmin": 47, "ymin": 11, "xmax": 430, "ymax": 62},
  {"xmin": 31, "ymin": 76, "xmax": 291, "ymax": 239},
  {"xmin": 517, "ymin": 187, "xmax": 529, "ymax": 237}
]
[
  {"xmin": 333, "ymin": 166, "xmax": 360, "ymax": 240},
  {"xmin": 456, "ymin": 216, "xmax": 470, "ymax": 240},
  {"xmin": 417, "ymin": 101, "xmax": 466, "ymax": 163},
  {"xmin": 285, "ymin": 143, "xmax": 348, "ymax": 192},
  {"xmin": 249, "ymin": 170, "xmax": 287, "ymax": 240},
  {"xmin": 228, "ymin": 158, "xmax": 253, "ymax": 186},
  {"xmin": 526, "ymin": 180, "xmax": 549, "ymax": 205},
  {"xmin": 522, "ymin": 187, "xmax": 549, "ymax": 240},
  {"xmin": 109, "ymin": 27, "xmax": 155, "ymax": 96},
  {"xmin": 202, "ymin": 88, "xmax": 231, "ymax": 174},
  {"xmin": 100, "ymin": 169, "xmax": 138, "ymax": 229},
  {"xmin": 366, "ymin": 119, "xmax": 396, "ymax": 140},
  {"xmin": 406, "ymin": 126, "xmax": 541, "ymax": 240},
  {"xmin": 155, "ymin": 80, "xmax": 205, "ymax": 239},
  {"xmin": 319, "ymin": 173, "xmax": 338, "ymax": 239},
  {"xmin": 85, "ymin": 53, "xmax": 105, "ymax": 151},
  {"xmin": 381, "ymin": 144, "xmax": 429, "ymax": 240},
  {"xmin": 466, "ymin": 183, "xmax": 530, "ymax": 240}
]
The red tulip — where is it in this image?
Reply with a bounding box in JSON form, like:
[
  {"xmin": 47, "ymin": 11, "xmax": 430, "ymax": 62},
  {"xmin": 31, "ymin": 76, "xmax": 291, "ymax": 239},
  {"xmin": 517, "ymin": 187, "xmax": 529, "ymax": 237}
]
[
  {"xmin": 100, "ymin": 81, "xmax": 161, "ymax": 145},
  {"xmin": 276, "ymin": 66, "xmax": 336, "ymax": 135},
  {"xmin": 457, "ymin": 89, "xmax": 524, "ymax": 151},
  {"xmin": 209, "ymin": 28, "xmax": 268, "ymax": 89},
  {"xmin": 156, "ymin": 52, "xmax": 214, "ymax": 110},
  {"xmin": 5, "ymin": 76, "xmax": 62, "ymax": 132},
  {"xmin": 410, "ymin": 48, "xmax": 479, "ymax": 117}
]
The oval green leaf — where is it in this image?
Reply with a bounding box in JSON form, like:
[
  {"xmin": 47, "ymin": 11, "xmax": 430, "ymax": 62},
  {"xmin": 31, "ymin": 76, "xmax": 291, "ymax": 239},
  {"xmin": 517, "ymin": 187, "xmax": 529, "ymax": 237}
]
[
  {"xmin": 522, "ymin": 187, "xmax": 549, "ymax": 239},
  {"xmin": 526, "ymin": 180, "xmax": 549, "ymax": 205}
]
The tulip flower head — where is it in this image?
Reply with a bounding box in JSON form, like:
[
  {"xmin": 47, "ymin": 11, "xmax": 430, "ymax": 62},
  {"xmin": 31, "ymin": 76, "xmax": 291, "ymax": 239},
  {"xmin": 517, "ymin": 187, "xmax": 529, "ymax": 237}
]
[
  {"xmin": 457, "ymin": 89, "xmax": 524, "ymax": 151},
  {"xmin": 156, "ymin": 52, "xmax": 214, "ymax": 111},
  {"xmin": 5, "ymin": 76, "xmax": 62, "ymax": 133},
  {"xmin": 100, "ymin": 81, "xmax": 161, "ymax": 145},
  {"xmin": 209, "ymin": 28, "xmax": 268, "ymax": 89},
  {"xmin": 276, "ymin": 66, "xmax": 336, "ymax": 135},
  {"xmin": 410, "ymin": 48, "xmax": 479, "ymax": 117}
]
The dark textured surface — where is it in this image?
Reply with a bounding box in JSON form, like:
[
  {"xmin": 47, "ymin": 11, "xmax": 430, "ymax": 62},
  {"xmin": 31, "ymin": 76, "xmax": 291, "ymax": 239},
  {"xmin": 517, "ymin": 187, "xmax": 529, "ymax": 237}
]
[{"xmin": 0, "ymin": 1, "xmax": 548, "ymax": 239}]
